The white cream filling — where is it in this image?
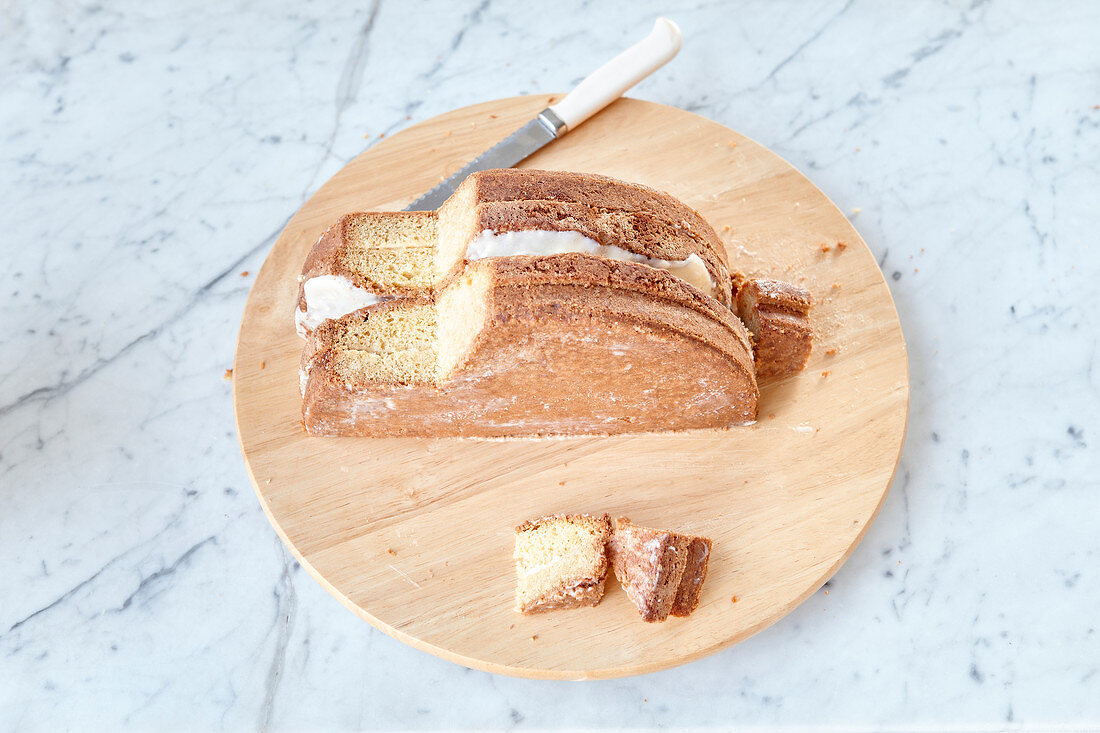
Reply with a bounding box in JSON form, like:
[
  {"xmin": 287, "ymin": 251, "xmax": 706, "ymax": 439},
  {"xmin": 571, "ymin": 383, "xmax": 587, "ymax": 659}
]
[
  {"xmin": 296, "ymin": 229, "xmax": 718, "ymax": 336},
  {"xmin": 296, "ymin": 275, "xmax": 382, "ymax": 336},
  {"xmin": 467, "ymin": 229, "xmax": 717, "ymax": 297}
]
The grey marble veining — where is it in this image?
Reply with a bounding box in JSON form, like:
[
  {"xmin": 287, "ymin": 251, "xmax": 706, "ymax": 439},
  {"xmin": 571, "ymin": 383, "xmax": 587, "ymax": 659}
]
[{"xmin": 1, "ymin": 0, "xmax": 1098, "ymax": 730}]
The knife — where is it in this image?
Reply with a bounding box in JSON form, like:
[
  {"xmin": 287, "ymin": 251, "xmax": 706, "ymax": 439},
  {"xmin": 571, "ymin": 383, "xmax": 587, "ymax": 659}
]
[{"xmin": 404, "ymin": 17, "xmax": 682, "ymax": 211}]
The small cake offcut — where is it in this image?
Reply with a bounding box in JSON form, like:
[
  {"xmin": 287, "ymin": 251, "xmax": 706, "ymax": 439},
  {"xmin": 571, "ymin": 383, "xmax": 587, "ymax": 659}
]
[
  {"xmin": 734, "ymin": 277, "xmax": 813, "ymax": 379},
  {"xmin": 513, "ymin": 514, "xmax": 612, "ymax": 614},
  {"xmin": 609, "ymin": 517, "xmax": 712, "ymax": 622}
]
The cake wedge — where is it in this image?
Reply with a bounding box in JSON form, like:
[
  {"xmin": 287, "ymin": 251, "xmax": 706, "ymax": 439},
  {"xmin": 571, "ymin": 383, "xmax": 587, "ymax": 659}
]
[{"xmin": 609, "ymin": 517, "xmax": 713, "ymax": 622}]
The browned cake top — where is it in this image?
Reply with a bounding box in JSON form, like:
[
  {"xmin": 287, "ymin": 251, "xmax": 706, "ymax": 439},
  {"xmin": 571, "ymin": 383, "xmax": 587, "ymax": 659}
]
[{"xmin": 464, "ymin": 168, "xmax": 727, "ymax": 266}]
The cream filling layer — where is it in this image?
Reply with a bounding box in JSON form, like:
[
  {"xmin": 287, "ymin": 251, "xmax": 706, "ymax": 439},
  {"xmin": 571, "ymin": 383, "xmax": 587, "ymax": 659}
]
[
  {"xmin": 467, "ymin": 229, "xmax": 717, "ymax": 297},
  {"xmin": 297, "ymin": 230, "xmax": 719, "ymax": 336},
  {"xmin": 296, "ymin": 275, "xmax": 382, "ymax": 337}
]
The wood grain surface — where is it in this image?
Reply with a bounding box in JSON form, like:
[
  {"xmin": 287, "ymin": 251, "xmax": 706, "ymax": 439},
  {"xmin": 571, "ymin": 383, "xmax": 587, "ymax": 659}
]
[{"xmin": 232, "ymin": 95, "xmax": 909, "ymax": 680}]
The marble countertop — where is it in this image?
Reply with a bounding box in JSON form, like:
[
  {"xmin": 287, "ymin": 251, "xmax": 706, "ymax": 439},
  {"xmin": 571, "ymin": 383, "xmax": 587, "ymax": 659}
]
[{"xmin": 2, "ymin": 0, "xmax": 1097, "ymax": 729}]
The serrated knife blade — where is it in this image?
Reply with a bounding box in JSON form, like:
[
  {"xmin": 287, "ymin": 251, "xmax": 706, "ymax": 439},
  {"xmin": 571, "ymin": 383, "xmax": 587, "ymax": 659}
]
[
  {"xmin": 401, "ymin": 17, "xmax": 682, "ymax": 211},
  {"xmin": 404, "ymin": 109, "xmax": 566, "ymax": 211}
]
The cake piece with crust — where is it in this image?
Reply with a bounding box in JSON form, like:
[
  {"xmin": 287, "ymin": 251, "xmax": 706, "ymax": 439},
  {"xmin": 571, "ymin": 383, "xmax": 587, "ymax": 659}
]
[
  {"xmin": 734, "ymin": 277, "xmax": 813, "ymax": 379},
  {"xmin": 295, "ymin": 168, "xmax": 734, "ymax": 336},
  {"xmin": 609, "ymin": 517, "xmax": 712, "ymax": 622},
  {"xmin": 513, "ymin": 513, "xmax": 612, "ymax": 614},
  {"xmin": 300, "ymin": 255, "xmax": 758, "ymax": 438}
]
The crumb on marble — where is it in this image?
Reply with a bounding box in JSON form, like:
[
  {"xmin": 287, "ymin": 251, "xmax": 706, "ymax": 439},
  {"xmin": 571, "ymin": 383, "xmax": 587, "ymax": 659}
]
[
  {"xmin": 852, "ymin": 208, "xmax": 862, "ymax": 214},
  {"xmin": 222, "ymin": 368, "xmax": 233, "ymax": 381},
  {"xmin": 379, "ymin": 132, "xmax": 385, "ymax": 138},
  {"xmin": 239, "ymin": 270, "xmax": 249, "ymax": 277}
]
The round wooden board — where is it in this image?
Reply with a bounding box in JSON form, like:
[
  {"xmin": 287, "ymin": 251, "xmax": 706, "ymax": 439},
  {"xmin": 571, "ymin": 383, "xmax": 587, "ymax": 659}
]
[{"xmin": 233, "ymin": 95, "xmax": 909, "ymax": 680}]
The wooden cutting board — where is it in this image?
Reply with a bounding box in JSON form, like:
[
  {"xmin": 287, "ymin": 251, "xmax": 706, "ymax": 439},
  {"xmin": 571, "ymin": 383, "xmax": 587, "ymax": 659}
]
[{"xmin": 233, "ymin": 95, "xmax": 909, "ymax": 679}]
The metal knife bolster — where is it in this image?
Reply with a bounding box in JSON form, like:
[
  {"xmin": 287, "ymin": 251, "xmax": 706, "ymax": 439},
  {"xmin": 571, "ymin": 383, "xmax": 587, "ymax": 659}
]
[{"xmin": 404, "ymin": 107, "xmax": 568, "ymax": 212}]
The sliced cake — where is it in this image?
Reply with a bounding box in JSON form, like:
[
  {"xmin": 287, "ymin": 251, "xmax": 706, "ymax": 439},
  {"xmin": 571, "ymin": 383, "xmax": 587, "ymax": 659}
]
[
  {"xmin": 300, "ymin": 255, "xmax": 758, "ymax": 438},
  {"xmin": 609, "ymin": 517, "xmax": 712, "ymax": 622},
  {"xmin": 513, "ymin": 513, "xmax": 612, "ymax": 614},
  {"xmin": 295, "ymin": 169, "xmax": 734, "ymax": 336},
  {"xmin": 734, "ymin": 278, "xmax": 813, "ymax": 379}
]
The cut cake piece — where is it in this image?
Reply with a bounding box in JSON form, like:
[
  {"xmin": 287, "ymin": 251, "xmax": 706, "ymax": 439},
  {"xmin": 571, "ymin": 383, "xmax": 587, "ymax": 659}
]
[
  {"xmin": 734, "ymin": 277, "xmax": 813, "ymax": 379},
  {"xmin": 300, "ymin": 255, "xmax": 758, "ymax": 438},
  {"xmin": 609, "ymin": 517, "xmax": 712, "ymax": 622},
  {"xmin": 295, "ymin": 169, "xmax": 735, "ymax": 336},
  {"xmin": 513, "ymin": 513, "xmax": 612, "ymax": 614}
]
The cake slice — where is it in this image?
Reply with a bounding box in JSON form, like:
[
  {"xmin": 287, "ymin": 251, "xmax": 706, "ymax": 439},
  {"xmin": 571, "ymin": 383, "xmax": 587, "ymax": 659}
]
[
  {"xmin": 513, "ymin": 514, "xmax": 612, "ymax": 614},
  {"xmin": 734, "ymin": 278, "xmax": 813, "ymax": 379},
  {"xmin": 609, "ymin": 517, "xmax": 713, "ymax": 622},
  {"xmin": 295, "ymin": 169, "xmax": 735, "ymax": 336},
  {"xmin": 300, "ymin": 255, "xmax": 758, "ymax": 438}
]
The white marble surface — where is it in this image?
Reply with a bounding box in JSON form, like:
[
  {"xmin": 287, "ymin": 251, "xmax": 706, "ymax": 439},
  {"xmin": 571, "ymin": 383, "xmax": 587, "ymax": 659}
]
[{"xmin": 2, "ymin": 0, "xmax": 1098, "ymax": 729}]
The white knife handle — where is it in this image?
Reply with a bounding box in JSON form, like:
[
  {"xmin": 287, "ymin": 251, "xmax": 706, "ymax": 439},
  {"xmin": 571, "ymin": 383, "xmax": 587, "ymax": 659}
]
[{"xmin": 547, "ymin": 17, "xmax": 682, "ymax": 132}]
